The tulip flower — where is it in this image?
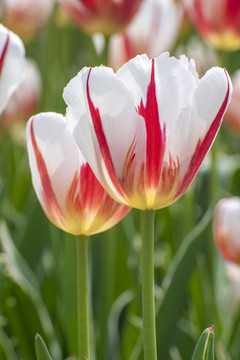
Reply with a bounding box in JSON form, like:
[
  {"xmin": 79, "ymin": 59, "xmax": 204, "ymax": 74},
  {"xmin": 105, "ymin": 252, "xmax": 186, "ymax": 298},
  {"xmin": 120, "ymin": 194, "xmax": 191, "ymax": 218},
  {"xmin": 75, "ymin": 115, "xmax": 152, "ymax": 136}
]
[
  {"xmin": 224, "ymin": 70, "xmax": 240, "ymax": 134},
  {"xmin": 214, "ymin": 197, "xmax": 240, "ymax": 266},
  {"xmin": 57, "ymin": 0, "xmax": 143, "ymax": 35},
  {"xmin": 0, "ymin": 24, "xmax": 25, "ymax": 114},
  {"xmin": 26, "ymin": 112, "xmax": 130, "ymax": 360},
  {"xmin": 63, "ymin": 52, "xmax": 232, "ymax": 359},
  {"xmin": 184, "ymin": 0, "xmax": 240, "ymax": 51},
  {"xmin": 64, "ymin": 52, "xmax": 232, "ymax": 211},
  {"xmin": 2, "ymin": 0, "xmax": 54, "ymax": 41},
  {"xmin": 109, "ymin": 0, "xmax": 182, "ymax": 70},
  {"xmin": 2, "ymin": 59, "xmax": 41, "ymax": 127},
  {"xmin": 26, "ymin": 112, "xmax": 130, "ymax": 236}
]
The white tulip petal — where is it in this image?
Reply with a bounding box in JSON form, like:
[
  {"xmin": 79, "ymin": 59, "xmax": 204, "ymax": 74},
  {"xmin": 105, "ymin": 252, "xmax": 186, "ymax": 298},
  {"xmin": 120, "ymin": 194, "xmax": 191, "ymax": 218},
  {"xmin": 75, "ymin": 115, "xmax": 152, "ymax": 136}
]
[
  {"xmin": 26, "ymin": 112, "xmax": 82, "ymax": 212},
  {"xmin": 64, "ymin": 65, "xmax": 146, "ymax": 203},
  {"xmin": 117, "ymin": 53, "xmax": 197, "ymax": 128},
  {"xmin": 0, "ymin": 24, "xmax": 25, "ymax": 113},
  {"xmin": 167, "ymin": 67, "xmax": 231, "ymax": 171}
]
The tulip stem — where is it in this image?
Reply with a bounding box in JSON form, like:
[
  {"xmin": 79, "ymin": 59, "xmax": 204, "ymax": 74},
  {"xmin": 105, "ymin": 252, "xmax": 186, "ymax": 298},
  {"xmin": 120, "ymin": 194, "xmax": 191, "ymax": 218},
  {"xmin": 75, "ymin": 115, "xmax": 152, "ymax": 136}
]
[
  {"xmin": 76, "ymin": 235, "xmax": 90, "ymax": 360},
  {"xmin": 141, "ymin": 210, "xmax": 157, "ymax": 360},
  {"xmin": 102, "ymin": 35, "xmax": 110, "ymax": 66}
]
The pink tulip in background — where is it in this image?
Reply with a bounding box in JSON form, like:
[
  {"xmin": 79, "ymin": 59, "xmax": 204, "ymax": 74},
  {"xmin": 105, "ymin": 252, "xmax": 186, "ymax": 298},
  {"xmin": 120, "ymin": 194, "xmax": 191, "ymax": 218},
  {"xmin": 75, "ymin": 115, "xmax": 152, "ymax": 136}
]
[
  {"xmin": 184, "ymin": 0, "xmax": 240, "ymax": 51},
  {"xmin": 63, "ymin": 52, "xmax": 232, "ymax": 210},
  {"xmin": 224, "ymin": 70, "xmax": 240, "ymax": 134},
  {"xmin": 2, "ymin": 0, "xmax": 55, "ymax": 41},
  {"xmin": 1, "ymin": 59, "xmax": 41, "ymax": 126},
  {"xmin": 109, "ymin": 0, "xmax": 182, "ymax": 70},
  {"xmin": 58, "ymin": 0, "xmax": 142, "ymax": 35},
  {"xmin": 26, "ymin": 113, "xmax": 130, "ymax": 236},
  {"xmin": 0, "ymin": 23, "xmax": 25, "ymax": 114},
  {"xmin": 214, "ymin": 197, "xmax": 240, "ymax": 265}
]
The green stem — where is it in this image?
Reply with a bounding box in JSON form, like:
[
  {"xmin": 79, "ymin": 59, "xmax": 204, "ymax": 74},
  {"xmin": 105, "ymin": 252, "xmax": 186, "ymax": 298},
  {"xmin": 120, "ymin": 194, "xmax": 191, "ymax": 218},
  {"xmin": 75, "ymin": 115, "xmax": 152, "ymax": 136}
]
[
  {"xmin": 210, "ymin": 141, "xmax": 217, "ymax": 206},
  {"xmin": 141, "ymin": 210, "xmax": 157, "ymax": 360},
  {"xmin": 76, "ymin": 235, "xmax": 90, "ymax": 360},
  {"xmin": 101, "ymin": 35, "xmax": 110, "ymax": 66}
]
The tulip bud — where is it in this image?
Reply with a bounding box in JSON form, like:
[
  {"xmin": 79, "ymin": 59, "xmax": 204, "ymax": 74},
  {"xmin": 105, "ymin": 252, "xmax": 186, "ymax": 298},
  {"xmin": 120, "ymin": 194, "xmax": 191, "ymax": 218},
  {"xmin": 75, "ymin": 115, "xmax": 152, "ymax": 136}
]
[{"xmin": 214, "ymin": 197, "xmax": 240, "ymax": 265}]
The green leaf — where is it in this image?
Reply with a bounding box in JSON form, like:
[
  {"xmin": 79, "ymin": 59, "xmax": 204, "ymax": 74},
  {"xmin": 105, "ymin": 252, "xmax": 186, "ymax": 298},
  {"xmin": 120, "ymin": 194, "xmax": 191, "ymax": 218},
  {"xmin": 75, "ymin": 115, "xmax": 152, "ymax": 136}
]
[
  {"xmin": 156, "ymin": 209, "xmax": 213, "ymax": 358},
  {"xmin": 35, "ymin": 334, "xmax": 53, "ymax": 360},
  {"xmin": 0, "ymin": 220, "xmax": 61, "ymax": 358},
  {"xmin": 191, "ymin": 326, "xmax": 215, "ymax": 360}
]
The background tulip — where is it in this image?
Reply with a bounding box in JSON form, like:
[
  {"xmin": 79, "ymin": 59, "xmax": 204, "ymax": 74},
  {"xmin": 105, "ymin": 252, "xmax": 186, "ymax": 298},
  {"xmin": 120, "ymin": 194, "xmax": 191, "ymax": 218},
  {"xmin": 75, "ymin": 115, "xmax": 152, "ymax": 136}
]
[
  {"xmin": 184, "ymin": 0, "xmax": 240, "ymax": 51},
  {"xmin": 57, "ymin": 0, "xmax": 143, "ymax": 35},
  {"xmin": 176, "ymin": 36, "xmax": 218, "ymax": 77},
  {"xmin": 1, "ymin": 59, "xmax": 41, "ymax": 128},
  {"xmin": 224, "ymin": 262, "xmax": 240, "ymax": 312},
  {"xmin": 224, "ymin": 70, "xmax": 240, "ymax": 134},
  {"xmin": 63, "ymin": 52, "xmax": 232, "ymax": 211},
  {"xmin": 214, "ymin": 197, "xmax": 240, "ymax": 265},
  {"xmin": 109, "ymin": 0, "xmax": 183, "ymax": 70},
  {"xmin": 0, "ymin": 23, "xmax": 25, "ymax": 114},
  {"xmin": 26, "ymin": 112, "xmax": 130, "ymax": 236},
  {"xmin": 2, "ymin": 0, "xmax": 55, "ymax": 41}
]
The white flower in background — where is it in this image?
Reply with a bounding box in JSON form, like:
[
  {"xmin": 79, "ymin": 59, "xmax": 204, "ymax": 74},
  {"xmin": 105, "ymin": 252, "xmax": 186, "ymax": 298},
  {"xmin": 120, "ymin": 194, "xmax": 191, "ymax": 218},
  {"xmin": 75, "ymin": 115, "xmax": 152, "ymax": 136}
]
[
  {"xmin": 224, "ymin": 70, "xmax": 240, "ymax": 134},
  {"xmin": 109, "ymin": 0, "xmax": 183, "ymax": 70},
  {"xmin": 176, "ymin": 36, "xmax": 218, "ymax": 77},
  {"xmin": 2, "ymin": 58, "xmax": 41, "ymax": 125},
  {"xmin": 0, "ymin": 23, "xmax": 25, "ymax": 114},
  {"xmin": 214, "ymin": 197, "xmax": 240, "ymax": 265}
]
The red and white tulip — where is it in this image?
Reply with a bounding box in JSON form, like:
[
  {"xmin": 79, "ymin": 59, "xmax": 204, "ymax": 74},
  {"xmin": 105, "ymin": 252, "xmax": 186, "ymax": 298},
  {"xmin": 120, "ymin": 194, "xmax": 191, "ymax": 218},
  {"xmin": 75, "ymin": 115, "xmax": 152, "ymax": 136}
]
[
  {"xmin": 184, "ymin": 0, "xmax": 240, "ymax": 51},
  {"xmin": 26, "ymin": 113, "xmax": 130, "ymax": 236},
  {"xmin": 57, "ymin": 0, "xmax": 143, "ymax": 35},
  {"xmin": 109, "ymin": 0, "xmax": 182, "ymax": 70},
  {"xmin": 0, "ymin": 24, "xmax": 25, "ymax": 114},
  {"xmin": 214, "ymin": 197, "xmax": 240, "ymax": 265},
  {"xmin": 63, "ymin": 52, "xmax": 232, "ymax": 210}
]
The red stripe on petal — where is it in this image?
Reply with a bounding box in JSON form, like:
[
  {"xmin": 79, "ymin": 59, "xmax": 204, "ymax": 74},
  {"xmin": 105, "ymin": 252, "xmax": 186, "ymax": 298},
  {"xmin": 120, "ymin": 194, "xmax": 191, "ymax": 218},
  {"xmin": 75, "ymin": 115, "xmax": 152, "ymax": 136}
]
[
  {"xmin": 0, "ymin": 32, "xmax": 10, "ymax": 74},
  {"xmin": 176, "ymin": 70, "xmax": 231, "ymax": 198},
  {"xmin": 137, "ymin": 58, "xmax": 166, "ymax": 188},
  {"xmin": 30, "ymin": 118, "xmax": 61, "ymax": 222},
  {"xmin": 86, "ymin": 68, "xmax": 124, "ymax": 197},
  {"xmin": 66, "ymin": 163, "xmax": 105, "ymax": 216},
  {"xmin": 79, "ymin": 162, "xmax": 105, "ymax": 210}
]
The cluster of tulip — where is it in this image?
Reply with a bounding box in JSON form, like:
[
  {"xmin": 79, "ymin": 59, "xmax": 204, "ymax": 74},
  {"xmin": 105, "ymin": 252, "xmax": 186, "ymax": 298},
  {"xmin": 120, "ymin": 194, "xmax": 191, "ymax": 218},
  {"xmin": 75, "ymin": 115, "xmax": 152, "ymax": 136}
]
[{"xmin": 1, "ymin": 0, "xmax": 240, "ymax": 359}]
